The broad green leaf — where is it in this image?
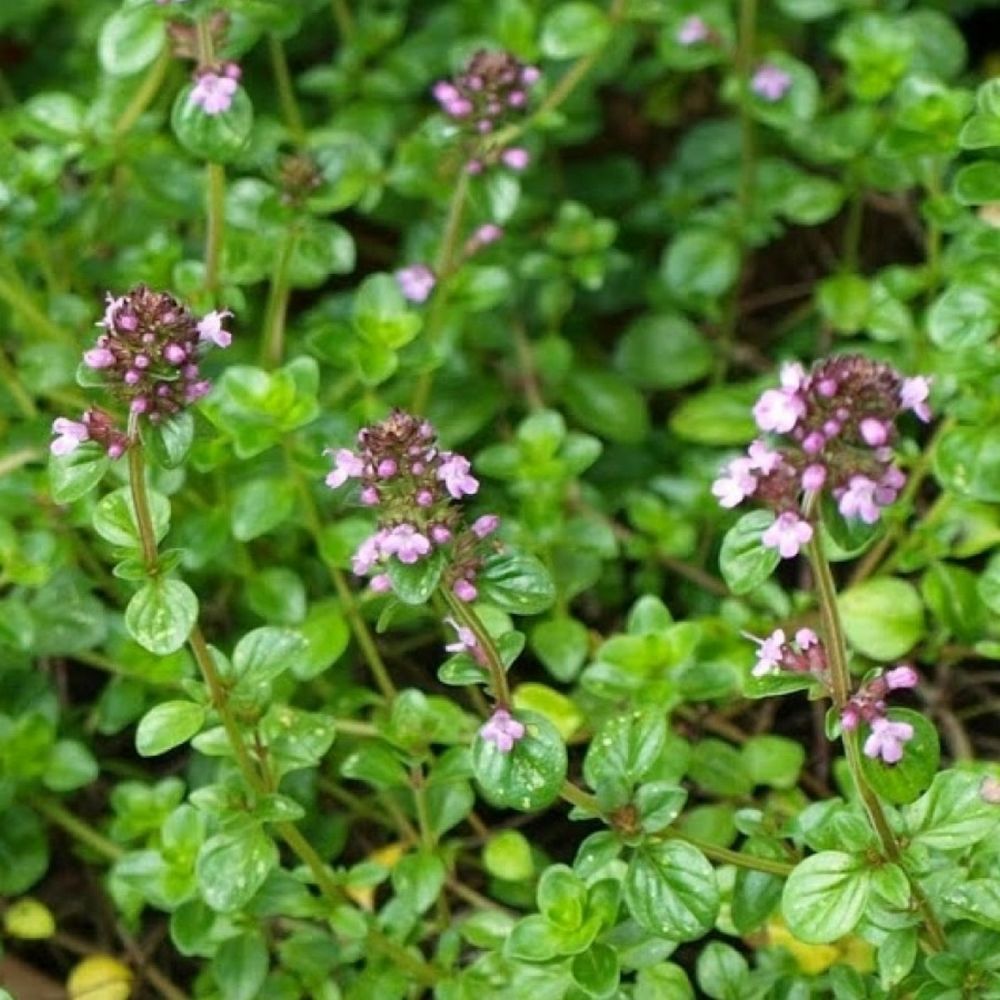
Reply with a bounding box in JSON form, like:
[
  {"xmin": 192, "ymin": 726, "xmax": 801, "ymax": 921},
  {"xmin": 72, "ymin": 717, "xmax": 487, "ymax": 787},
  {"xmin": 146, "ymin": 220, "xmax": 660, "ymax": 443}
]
[
  {"xmin": 136, "ymin": 701, "xmax": 205, "ymax": 756},
  {"xmin": 838, "ymin": 577, "xmax": 924, "ymax": 660},
  {"xmin": 196, "ymin": 825, "xmax": 278, "ymax": 912},
  {"xmin": 479, "ymin": 551, "xmax": 556, "ymax": 615},
  {"xmin": 781, "ymin": 851, "xmax": 870, "ymax": 943},
  {"xmin": 125, "ymin": 579, "xmax": 198, "ymax": 655},
  {"xmin": 719, "ymin": 511, "xmax": 779, "ymax": 595}
]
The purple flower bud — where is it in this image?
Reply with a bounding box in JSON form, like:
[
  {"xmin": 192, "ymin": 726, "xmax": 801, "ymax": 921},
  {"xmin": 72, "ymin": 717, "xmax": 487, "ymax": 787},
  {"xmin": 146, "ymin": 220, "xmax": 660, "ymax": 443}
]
[
  {"xmin": 107, "ymin": 442, "xmax": 126, "ymax": 459},
  {"xmin": 361, "ymin": 486, "xmax": 380, "ymax": 506},
  {"xmin": 802, "ymin": 464, "xmax": 826, "ymax": 491},
  {"xmin": 133, "ymin": 355, "xmax": 150, "ymax": 370},
  {"xmin": 859, "ymin": 417, "xmax": 888, "ymax": 447},
  {"xmin": 885, "ymin": 665, "xmax": 918, "ymax": 690},
  {"xmin": 472, "ymin": 514, "xmax": 500, "ymax": 538},
  {"xmin": 377, "ymin": 458, "xmax": 397, "ymax": 478},
  {"xmin": 431, "ymin": 525, "xmax": 452, "ymax": 544},
  {"xmin": 118, "ymin": 313, "xmax": 138, "ymax": 332},
  {"xmin": 501, "ymin": 147, "xmax": 530, "ymax": 171},
  {"xmin": 840, "ymin": 705, "xmax": 860, "ymax": 731},
  {"xmin": 396, "ymin": 264, "xmax": 436, "ymax": 304},
  {"xmin": 466, "ymin": 159, "xmax": 484, "ymax": 175},
  {"xmin": 84, "ymin": 347, "xmax": 115, "ymax": 369},
  {"xmin": 817, "ymin": 378, "xmax": 838, "ymax": 397},
  {"xmin": 751, "ymin": 64, "xmax": 793, "ymax": 102},
  {"xmin": 454, "ymin": 579, "xmax": 477, "ymax": 602},
  {"xmin": 164, "ymin": 343, "xmax": 187, "ymax": 365},
  {"xmin": 416, "ymin": 489, "xmax": 434, "ymax": 507},
  {"xmin": 802, "ymin": 431, "xmax": 825, "ymax": 455},
  {"xmin": 521, "ymin": 66, "xmax": 541, "ymax": 86},
  {"xmin": 370, "ymin": 574, "xmax": 392, "ymax": 594},
  {"xmin": 124, "ymin": 370, "xmax": 141, "ymax": 385},
  {"xmin": 795, "ymin": 628, "xmax": 819, "ymax": 650}
]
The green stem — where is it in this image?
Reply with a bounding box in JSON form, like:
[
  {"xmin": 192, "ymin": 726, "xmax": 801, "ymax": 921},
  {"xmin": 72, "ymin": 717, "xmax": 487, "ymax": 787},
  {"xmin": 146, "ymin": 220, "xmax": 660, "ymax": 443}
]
[
  {"xmin": 410, "ymin": 170, "xmax": 471, "ymax": 414},
  {"xmin": 261, "ymin": 228, "xmax": 297, "ymax": 369},
  {"xmin": 269, "ymin": 34, "xmax": 307, "ymax": 144},
  {"xmin": 127, "ymin": 444, "xmax": 160, "ymax": 572},
  {"xmin": 807, "ymin": 539, "xmax": 947, "ymax": 951},
  {"xmin": 714, "ymin": 0, "xmax": 757, "ymax": 384},
  {"xmin": 113, "ymin": 46, "xmax": 171, "ymax": 140},
  {"xmin": 661, "ymin": 829, "xmax": 796, "ymax": 877},
  {"xmin": 32, "ymin": 796, "xmax": 124, "ymax": 862},
  {"xmin": 441, "ymin": 588, "xmax": 511, "ymax": 705},
  {"xmin": 284, "ymin": 448, "xmax": 397, "ymax": 701},
  {"xmin": 0, "ymin": 447, "xmax": 43, "ymax": 479},
  {"xmin": 560, "ymin": 780, "xmax": 600, "ymax": 813},
  {"xmin": 840, "ymin": 183, "xmax": 865, "ymax": 274},
  {"xmin": 330, "ymin": 0, "xmax": 355, "ymax": 42},
  {"xmin": 0, "ymin": 346, "xmax": 37, "ymax": 418},
  {"xmin": 204, "ymin": 162, "xmax": 226, "ymax": 299},
  {"xmin": 195, "ymin": 16, "xmax": 216, "ymax": 67},
  {"xmin": 0, "ymin": 268, "xmax": 68, "ymax": 343}
]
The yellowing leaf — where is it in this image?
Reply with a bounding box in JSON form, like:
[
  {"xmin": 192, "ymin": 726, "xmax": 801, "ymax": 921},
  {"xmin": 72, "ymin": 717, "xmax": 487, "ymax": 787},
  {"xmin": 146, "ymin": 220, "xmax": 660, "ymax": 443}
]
[
  {"xmin": 346, "ymin": 841, "xmax": 408, "ymax": 911},
  {"xmin": 4, "ymin": 897, "xmax": 56, "ymax": 939},
  {"xmin": 765, "ymin": 917, "xmax": 872, "ymax": 975},
  {"xmin": 67, "ymin": 954, "xmax": 133, "ymax": 1000}
]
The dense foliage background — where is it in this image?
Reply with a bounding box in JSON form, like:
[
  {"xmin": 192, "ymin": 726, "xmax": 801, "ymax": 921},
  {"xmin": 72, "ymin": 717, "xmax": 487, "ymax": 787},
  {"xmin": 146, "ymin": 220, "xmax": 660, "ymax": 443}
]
[{"xmin": 2, "ymin": 0, "xmax": 1000, "ymax": 997}]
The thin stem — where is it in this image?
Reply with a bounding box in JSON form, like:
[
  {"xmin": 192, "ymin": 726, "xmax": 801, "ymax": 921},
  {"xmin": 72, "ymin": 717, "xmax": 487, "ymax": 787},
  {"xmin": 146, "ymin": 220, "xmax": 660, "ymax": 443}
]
[
  {"xmin": 0, "ymin": 447, "xmax": 43, "ymax": 478},
  {"xmin": 261, "ymin": 228, "xmax": 297, "ymax": 369},
  {"xmin": 661, "ymin": 829, "xmax": 796, "ymax": 877},
  {"xmin": 204, "ymin": 162, "xmax": 226, "ymax": 299},
  {"xmin": 113, "ymin": 47, "xmax": 171, "ymax": 140},
  {"xmin": 0, "ymin": 346, "xmax": 37, "ymax": 418},
  {"xmin": 31, "ymin": 797, "xmax": 124, "ymax": 862},
  {"xmin": 127, "ymin": 444, "xmax": 159, "ymax": 571},
  {"xmin": 195, "ymin": 16, "xmax": 215, "ymax": 67},
  {"xmin": 330, "ymin": 0, "xmax": 355, "ymax": 42},
  {"xmin": 269, "ymin": 34, "xmax": 307, "ymax": 144},
  {"xmin": 560, "ymin": 780, "xmax": 600, "ymax": 814},
  {"xmin": 284, "ymin": 448, "xmax": 397, "ymax": 700},
  {"xmin": 0, "ymin": 268, "xmax": 68, "ymax": 343},
  {"xmin": 807, "ymin": 539, "xmax": 947, "ymax": 951},
  {"xmin": 715, "ymin": 0, "xmax": 757, "ymax": 384},
  {"xmin": 410, "ymin": 170, "xmax": 471, "ymax": 414},
  {"xmin": 840, "ymin": 183, "xmax": 865, "ymax": 274},
  {"xmin": 441, "ymin": 589, "xmax": 511, "ymax": 705}
]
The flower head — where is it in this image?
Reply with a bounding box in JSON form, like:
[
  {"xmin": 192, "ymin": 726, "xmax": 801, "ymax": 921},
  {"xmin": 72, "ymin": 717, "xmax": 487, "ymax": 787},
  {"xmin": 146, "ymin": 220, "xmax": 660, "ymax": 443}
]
[
  {"xmin": 325, "ymin": 448, "xmax": 365, "ymax": 489},
  {"xmin": 863, "ymin": 717, "xmax": 914, "ymax": 765},
  {"xmin": 752, "ymin": 64, "xmax": 793, "ymax": 102},
  {"xmin": 396, "ymin": 264, "xmax": 436, "ymax": 304},
  {"xmin": 197, "ymin": 309, "xmax": 233, "ymax": 348},
  {"xmin": 479, "ymin": 708, "xmax": 525, "ymax": 753},
  {"xmin": 752, "ymin": 628, "xmax": 786, "ymax": 677},
  {"xmin": 677, "ymin": 16, "xmax": 710, "ymax": 46},
  {"xmin": 754, "ymin": 388, "xmax": 805, "ymax": 434},
  {"xmin": 190, "ymin": 63, "xmax": 241, "ymax": 115},
  {"xmin": 900, "ymin": 376, "xmax": 932, "ymax": 422},
  {"xmin": 761, "ymin": 512, "xmax": 813, "ymax": 559},
  {"xmin": 712, "ymin": 456, "xmax": 757, "ymax": 508},
  {"xmin": 438, "ymin": 453, "xmax": 479, "ymax": 499}
]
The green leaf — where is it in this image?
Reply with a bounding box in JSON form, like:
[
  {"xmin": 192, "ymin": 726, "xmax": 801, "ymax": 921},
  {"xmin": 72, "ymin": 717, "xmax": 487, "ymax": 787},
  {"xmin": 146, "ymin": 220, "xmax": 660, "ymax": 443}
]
[
  {"xmin": 232, "ymin": 627, "xmax": 308, "ymax": 687},
  {"xmin": 147, "ymin": 412, "xmax": 195, "ymax": 469},
  {"xmin": 583, "ymin": 710, "xmax": 667, "ymax": 806},
  {"xmin": 212, "ymin": 931, "xmax": 269, "ymax": 1000},
  {"xmin": 353, "ymin": 273, "xmax": 422, "ymax": 349},
  {"xmin": 670, "ymin": 386, "xmax": 758, "ymax": 446},
  {"xmin": 391, "ymin": 850, "xmax": 446, "ymax": 915},
  {"xmin": 859, "ymin": 708, "xmax": 939, "ymax": 805},
  {"xmin": 478, "ymin": 551, "xmax": 556, "ymax": 615},
  {"xmin": 719, "ymin": 511, "xmax": 780, "ymax": 595},
  {"xmin": 93, "ymin": 485, "xmax": 170, "ymax": 549},
  {"xmin": 838, "ymin": 578, "xmax": 924, "ymax": 660},
  {"xmin": 288, "ymin": 219, "xmax": 356, "ymax": 288},
  {"xmin": 172, "ymin": 85, "xmax": 254, "ymax": 164},
  {"xmin": 43, "ymin": 739, "xmax": 99, "ymax": 792},
  {"xmin": 614, "ymin": 314, "xmax": 712, "ymax": 390},
  {"xmin": 935, "ymin": 424, "xmax": 1000, "ymax": 502},
  {"xmin": 624, "ymin": 841, "xmax": 720, "ymax": 942},
  {"xmin": 197, "ymin": 825, "xmax": 278, "ymax": 912},
  {"xmin": 540, "ymin": 2, "xmax": 610, "ymax": 59},
  {"xmin": 906, "ymin": 771, "xmax": 1000, "ymax": 851},
  {"xmin": 231, "ymin": 476, "xmax": 296, "ymax": 541},
  {"xmin": 661, "ymin": 229, "xmax": 740, "ymax": 301},
  {"xmin": 781, "ymin": 851, "xmax": 870, "ymax": 943},
  {"xmin": 472, "ymin": 710, "xmax": 567, "ymax": 811},
  {"xmin": 954, "ymin": 161, "xmax": 1000, "ymax": 205},
  {"xmin": 386, "ymin": 549, "xmax": 445, "ymax": 605},
  {"xmin": 927, "ymin": 285, "xmax": 1000, "ymax": 350},
  {"xmin": 696, "ymin": 942, "xmax": 749, "ymax": 1000},
  {"xmin": 125, "ymin": 579, "xmax": 198, "ymax": 655},
  {"xmin": 484, "ymin": 830, "xmax": 534, "ymax": 882},
  {"xmin": 0, "ymin": 806, "xmax": 48, "ymax": 895},
  {"xmin": 49, "ymin": 446, "xmax": 110, "ymax": 504},
  {"xmin": 742, "ymin": 735, "xmax": 805, "ymax": 790},
  {"xmin": 98, "ymin": 6, "xmax": 165, "ymax": 77},
  {"xmin": 572, "ymin": 942, "xmax": 620, "ymax": 998},
  {"xmin": 136, "ymin": 701, "xmax": 206, "ymax": 757},
  {"xmin": 563, "ymin": 368, "xmax": 650, "ymax": 444},
  {"xmin": 531, "ymin": 616, "xmax": 589, "ymax": 682}
]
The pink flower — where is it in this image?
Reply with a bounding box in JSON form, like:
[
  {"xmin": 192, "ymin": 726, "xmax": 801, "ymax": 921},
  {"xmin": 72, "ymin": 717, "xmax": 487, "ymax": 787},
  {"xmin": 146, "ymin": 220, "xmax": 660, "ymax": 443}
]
[
  {"xmin": 801, "ymin": 464, "xmax": 826, "ymax": 491},
  {"xmin": 454, "ymin": 578, "xmax": 478, "ymax": 602},
  {"xmin": 761, "ymin": 512, "xmax": 813, "ymax": 559},
  {"xmin": 97, "ymin": 294, "xmax": 125, "ymax": 329},
  {"xmin": 780, "ymin": 362, "xmax": 807, "ymax": 392},
  {"xmin": 840, "ymin": 705, "xmax": 860, "ymax": 731},
  {"xmin": 197, "ymin": 309, "xmax": 233, "ymax": 348},
  {"xmin": 753, "ymin": 388, "xmax": 805, "ymax": 434},
  {"xmin": 396, "ymin": 264, "xmax": 436, "ymax": 304},
  {"xmin": 859, "ymin": 417, "xmax": 888, "ymax": 447},
  {"xmin": 747, "ymin": 440, "xmax": 781, "ymax": 474},
  {"xmin": 521, "ymin": 66, "xmax": 541, "ymax": 86},
  {"xmin": 837, "ymin": 475, "xmax": 880, "ymax": 524},
  {"xmin": 863, "ymin": 717, "xmax": 914, "ymax": 765},
  {"xmin": 751, "ymin": 64, "xmax": 793, "ymax": 102},
  {"xmin": 370, "ymin": 573, "xmax": 392, "ymax": 593},
  {"xmin": 84, "ymin": 347, "xmax": 115, "ymax": 369},
  {"xmin": 190, "ymin": 69, "xmax": 240, "ymax": 116},
  {"xmin": 501, "ymin": 147, "xmax": 530, "ymax": 171},
  {"xmin": 876, "ymin": 465, "xmax": 905, "ymax": 506},
  {"xmin": 382, "ymin": 524, "xmax": 431, "ymax": 564},
  {"xmin": 885, "ymin": 665, "xmax": 918, "ymax": 690},
  {"xmin": 479, "ymin": 708, "xmax": 525, "ymax": 753},
  {"xmin": 437, "ymin": 453, "xmax": 479, "ymax": 498},
  {"xmin": 900, "ymin": 377, "xmax": 931, "ymax": 422},
  {"xmin": 472, "ymin": 514, "xmax": 500, "ymax": 538},
  {"xmin": 712, "ymin": 456, "xmax": 757, "ymax": 508},
  {"xmin": 795, "ymin": 628, "xmax": 819, "ymax": 650},
  {"xmin": 325, "ymin": 448, "xmax": 365, "ymax": 489},
  {"xmin": 444, "ymin": 616, "xmax": 478, "ymax": 655},
  {"xmin": 352, "ymin": 533, "xmax": 383, "ymax": 575},
  {"xmin": 752, "ymin": 628, "xmax": 786, "ymax": 677},
  {"xmin": 467, "ymin": 224, "xmax": 503, "ymax": 253},
  {"xmin": 676, "ymin": 15, "xmax": 710, "ymax": 45},
  {"xmin": 50, "ymin": 417, "xmax": 90, "ymax": 456}
]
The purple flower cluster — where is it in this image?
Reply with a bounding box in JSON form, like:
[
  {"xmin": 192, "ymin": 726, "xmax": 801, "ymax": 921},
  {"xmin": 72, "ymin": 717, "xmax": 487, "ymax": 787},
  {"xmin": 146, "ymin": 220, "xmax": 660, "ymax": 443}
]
[
  {"xmin": 751, "ymin": 64, "xmax": 792, "ymax": 102},
  {"xmin": 713, "ymin": 356, "xmax": 932, "ymax": 560},
  {"xmin": 190, "ymin": 62, "xmax": 241, "ymax": 116},
  {"xmin": 51, "ymin": 287, "xmax": 232, "ymax": 458},
  {"xmin": 751, "ymin": 627, "xmax": 824, "ymax": 678},
  {"xmin": 841, "ymin": 666, "xmax": 919, "ymax": 763},
  {"xmin": 324, "ymin": 410, "xmax": 500, "ymax": 601},
  {"xmin": 432, "ymin": 50, "xmax": 538, "ymax": 175}
]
